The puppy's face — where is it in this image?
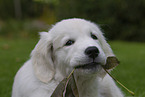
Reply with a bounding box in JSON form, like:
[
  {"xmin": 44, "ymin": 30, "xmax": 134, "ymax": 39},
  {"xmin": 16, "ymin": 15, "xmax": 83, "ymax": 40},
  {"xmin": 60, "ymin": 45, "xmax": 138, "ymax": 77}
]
[
  {"xmin": 49, "ymin": 19, "xmax": 107, "ymax": 76},
  {"xmin": 32, "ymin": 18, "xmax": 115, "ymax": 82}
]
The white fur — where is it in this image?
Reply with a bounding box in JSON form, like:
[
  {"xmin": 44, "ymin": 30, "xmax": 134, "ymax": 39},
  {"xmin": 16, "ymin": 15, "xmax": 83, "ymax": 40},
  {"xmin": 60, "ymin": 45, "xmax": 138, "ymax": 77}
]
[{"xmin": 12, "ymin": 18, "xmax": 124, "ymax": 97}]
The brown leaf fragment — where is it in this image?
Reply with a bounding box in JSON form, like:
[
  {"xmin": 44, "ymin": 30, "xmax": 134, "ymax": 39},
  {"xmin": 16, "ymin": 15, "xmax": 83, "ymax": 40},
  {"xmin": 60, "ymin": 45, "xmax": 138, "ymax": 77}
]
[
  {"xmin": 51, "ymin": 69, "xmax": 79, "ymax": 97},
  {"xmin": 2, "ymin": 44, "xmax": 10, "ymax": 50},
  {"xmin": 64, "ymin": 76, "xmax": 76, "ymax": 97},
  {"xmin": 103, "ymin": 56, "xmax": 120, "ymax": 70},
  {"xmin": 68, "ymin": 74, "xmax": 79, "ymax": 97},
  {"xmin": 51, "ymin": 78, "xmax": 67, "ymax": 97}
]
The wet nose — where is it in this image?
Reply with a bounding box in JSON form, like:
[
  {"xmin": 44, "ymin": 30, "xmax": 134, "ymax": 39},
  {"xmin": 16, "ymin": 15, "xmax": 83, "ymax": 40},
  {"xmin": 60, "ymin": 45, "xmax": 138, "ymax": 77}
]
[{"xmin": 85, "ymin": 46, "xmax": 99, "ymax": 59}]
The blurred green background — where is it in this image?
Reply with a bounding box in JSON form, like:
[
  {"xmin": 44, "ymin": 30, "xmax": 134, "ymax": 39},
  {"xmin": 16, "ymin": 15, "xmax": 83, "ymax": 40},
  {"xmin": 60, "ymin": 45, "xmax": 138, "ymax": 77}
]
[{"xmin": 0, "ymin": 0, "xmax": 145, "ymax": 97}]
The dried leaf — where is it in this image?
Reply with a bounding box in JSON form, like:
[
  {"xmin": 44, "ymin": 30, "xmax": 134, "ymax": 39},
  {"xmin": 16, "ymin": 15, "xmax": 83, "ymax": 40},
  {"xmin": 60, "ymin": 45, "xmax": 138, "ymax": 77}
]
[
  {"xmin": 2, "ymin": 44, "xmax": 10, "ymax": 50},
  {"xmin": 103, "ymin": 56, "xmax": 120, "ymax": 70},
  {"xmin": 68, "ymin": 74, "xmax": 79, "ymax": 97},
  {"xmin": 51, "ymin": 69, "xmax": 79, "ymax": 97},
  {"xmin": 51, "ymin": 78, "xmax": 67, "ymax": 97},
  {"xmin": 64, "ymin": 74, "xmax": 79, "ymax": 97}
]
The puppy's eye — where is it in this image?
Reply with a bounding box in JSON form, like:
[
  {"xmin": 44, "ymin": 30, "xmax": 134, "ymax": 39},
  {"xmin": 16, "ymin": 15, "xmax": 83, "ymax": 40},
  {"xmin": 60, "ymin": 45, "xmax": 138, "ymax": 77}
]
[
  {"xmin": 91, "ymin": 33, "xmax": 98, "ymax": 40},
  {"xmin": 65, "ymin": 40, "xmax": 75, "ymax": 46}
]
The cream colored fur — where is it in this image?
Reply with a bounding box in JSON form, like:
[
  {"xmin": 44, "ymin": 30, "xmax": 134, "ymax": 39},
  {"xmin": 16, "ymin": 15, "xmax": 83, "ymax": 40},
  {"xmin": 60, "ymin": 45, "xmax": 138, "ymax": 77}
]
[{"xmin": 12, "ymin": 18, "xmax": 124, "ymax": 97}]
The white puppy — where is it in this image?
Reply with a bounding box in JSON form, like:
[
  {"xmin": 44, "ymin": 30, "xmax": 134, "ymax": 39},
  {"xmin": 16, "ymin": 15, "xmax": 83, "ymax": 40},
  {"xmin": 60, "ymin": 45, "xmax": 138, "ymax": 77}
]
[{"xmin": 12, "ymin": 18, "xmax": 124, "ymax": 97}]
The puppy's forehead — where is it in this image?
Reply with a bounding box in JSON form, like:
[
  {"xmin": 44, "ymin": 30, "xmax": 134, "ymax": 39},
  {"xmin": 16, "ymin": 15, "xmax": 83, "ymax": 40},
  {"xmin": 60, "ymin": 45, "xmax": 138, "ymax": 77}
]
[{"xmin": 50, "ymin": 18, "xmax": 94, "ymax": 36}]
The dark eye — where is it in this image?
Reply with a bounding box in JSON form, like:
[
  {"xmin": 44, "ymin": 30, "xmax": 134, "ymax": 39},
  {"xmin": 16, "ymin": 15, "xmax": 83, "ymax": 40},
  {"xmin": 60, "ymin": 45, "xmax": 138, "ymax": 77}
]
[
  {"xmin": 65, "ymin": 40, "xmax": 75, "ymax": 46},
  {"xmin": 91, "ymin": 33, "xmax": 98, "ymax": 40}
]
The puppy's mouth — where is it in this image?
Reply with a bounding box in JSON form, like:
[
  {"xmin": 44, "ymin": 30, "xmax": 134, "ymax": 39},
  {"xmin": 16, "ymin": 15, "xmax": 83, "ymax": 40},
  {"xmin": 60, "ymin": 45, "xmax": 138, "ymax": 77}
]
[{"xmin": 75, "ymin": 62, "xmax": 100, "ymax": 69}]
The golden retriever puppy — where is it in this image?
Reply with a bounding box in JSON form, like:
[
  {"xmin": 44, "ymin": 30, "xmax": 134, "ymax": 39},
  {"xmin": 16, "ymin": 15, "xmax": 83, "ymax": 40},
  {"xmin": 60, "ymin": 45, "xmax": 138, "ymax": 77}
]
[{"xmin": 12, "ymin": 18, "xmax": 124, "ymax": 97}]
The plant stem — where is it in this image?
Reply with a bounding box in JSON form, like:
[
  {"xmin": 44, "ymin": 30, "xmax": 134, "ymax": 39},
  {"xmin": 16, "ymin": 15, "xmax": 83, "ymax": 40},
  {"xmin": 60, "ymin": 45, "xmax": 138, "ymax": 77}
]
[{"xmin": 103, "ymin": 68, "xmax": 135, "ymax": 96}]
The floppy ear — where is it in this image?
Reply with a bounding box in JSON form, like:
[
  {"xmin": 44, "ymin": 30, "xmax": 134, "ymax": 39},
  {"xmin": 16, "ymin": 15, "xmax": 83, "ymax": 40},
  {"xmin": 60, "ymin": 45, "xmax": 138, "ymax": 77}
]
[
  {"xmin": 98, "ymin": 34, "xmax": 114, "ymax": 57},
  {"xmin": 31, "ymin": 32, "xmax": 55, "ymax": 83},
  {"xmin": 96, "ymin": 28, "xmax": 120, "ymax": 70}
]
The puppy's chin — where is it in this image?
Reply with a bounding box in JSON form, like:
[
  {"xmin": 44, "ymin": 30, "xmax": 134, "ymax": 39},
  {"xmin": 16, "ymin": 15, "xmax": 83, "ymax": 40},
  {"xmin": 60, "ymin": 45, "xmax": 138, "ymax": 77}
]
[{"xmin": 74, "ymin": 63, "xmax": 103, "ymax": 76}]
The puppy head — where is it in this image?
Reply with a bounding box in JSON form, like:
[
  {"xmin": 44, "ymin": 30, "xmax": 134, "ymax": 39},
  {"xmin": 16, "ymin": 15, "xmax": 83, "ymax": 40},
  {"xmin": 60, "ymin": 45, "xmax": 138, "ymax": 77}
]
[
  {"xmin": 50, "ymin": 19, "xmax": 115, "ymax": 75},
  {"xmin": 31, "ymin": 18, "xmax": 116, "ymax": 83}
]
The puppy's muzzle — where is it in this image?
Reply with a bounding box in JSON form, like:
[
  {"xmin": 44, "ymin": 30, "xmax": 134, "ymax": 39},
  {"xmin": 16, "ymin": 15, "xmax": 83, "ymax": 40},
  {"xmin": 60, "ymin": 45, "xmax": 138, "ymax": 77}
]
[
  {"xmin": 75, "ymin": 46, "xmax": 100, "ymax": 69},
  {"xmin": 85, "ymin": 46, "xmax": 99, "ymax": 59}
]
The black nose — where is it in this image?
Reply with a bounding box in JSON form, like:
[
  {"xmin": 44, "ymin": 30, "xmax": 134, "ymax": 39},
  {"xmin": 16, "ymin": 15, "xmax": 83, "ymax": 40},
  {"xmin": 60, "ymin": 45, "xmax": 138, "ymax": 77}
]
[{"xmin": 85, "ymin": 46, "xmax": 99, "ymax": 59}]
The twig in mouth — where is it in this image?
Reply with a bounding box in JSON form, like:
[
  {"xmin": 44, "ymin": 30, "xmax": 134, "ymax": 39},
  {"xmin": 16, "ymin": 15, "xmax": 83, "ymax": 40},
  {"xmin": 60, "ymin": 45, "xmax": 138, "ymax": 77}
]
[{"xmin": 67, "ymin": 68, "xmax": 75, "ymax": 79}]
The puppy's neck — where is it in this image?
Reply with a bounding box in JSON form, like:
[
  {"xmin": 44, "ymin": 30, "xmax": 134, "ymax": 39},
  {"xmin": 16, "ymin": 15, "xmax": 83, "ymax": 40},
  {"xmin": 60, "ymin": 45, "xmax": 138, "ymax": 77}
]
[{"xmin": 74, "ymin": 74, "xmax": 100, "ymax": 97}]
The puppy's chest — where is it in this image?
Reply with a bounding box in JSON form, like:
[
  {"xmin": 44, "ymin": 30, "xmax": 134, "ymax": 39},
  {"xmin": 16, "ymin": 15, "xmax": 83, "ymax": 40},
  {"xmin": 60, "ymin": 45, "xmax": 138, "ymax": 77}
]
[
  {"xmin": 76, "ymin": 80, "xmax": 100, "ymax": 97},
  {"xmin": 79, "ymin": 88, "xmax": 99, "ymax": 97},
  {"xmin": 79, "ymin": 89, "xmax": 108, "ymax": 97}
]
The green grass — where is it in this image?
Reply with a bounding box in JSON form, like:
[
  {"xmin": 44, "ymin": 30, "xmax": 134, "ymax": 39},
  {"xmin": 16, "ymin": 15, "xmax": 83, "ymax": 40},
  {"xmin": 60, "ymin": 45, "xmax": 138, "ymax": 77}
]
[
  {"xmin": 0, "ymin": 38, "xmax": 38, "ymax": 97},
  {"xmin": 0, "ymin": 38, "xmax": 145, "ymax": 97},
  {"xmin": 110, "ymin": 41, "xmax": 145, "ymax": 97}
]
